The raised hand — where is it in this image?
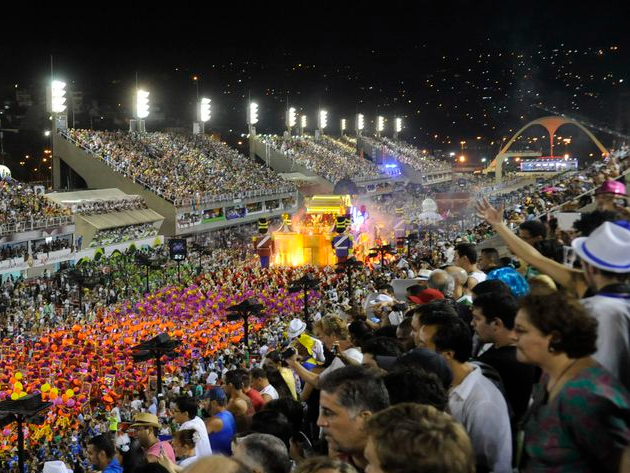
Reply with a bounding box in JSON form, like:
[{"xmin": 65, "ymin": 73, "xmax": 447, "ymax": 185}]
[{"xmin": 475, "ymin": 198, "xmax": 505, "ymax": 226}]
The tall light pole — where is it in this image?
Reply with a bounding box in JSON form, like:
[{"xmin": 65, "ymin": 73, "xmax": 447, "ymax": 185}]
[
  {"xmin": 317, "ymin": 109, "xmax": 328, "ymax": 139},
  {"xmin": 286, "ymin": 107, "xmax": 296, "ymax": 135},
  {"xmin": 194, "ymin": 97, "xmax": 211, "ymax": 135},
  {"xmin": 132, "ymin": 89, "xmax": 150, "ymax": 133},
  {"xmin": 47, "ymin": 63, "xmax": 67, "ymax": 190},
  {"xmin": 356, "ymin": 113, "xmax": 364, "ymax": 137},
  {"xmin": 247, "ymin": 99, "xmax": 259, "ymax": 159},
  {"xmin": 299, "ymin": 115, "xmax": 307, "ymax": 136},
  {"xmin": 376, "ymin": 116, "xmax": 385, "ymax": 138},
  {"xmin": 394, "ymin": 117, "xmax": 402, "ymax": 140},
  {"xmin": 341, "ymin": 118, "xmax": 347, "ymax": 136}
]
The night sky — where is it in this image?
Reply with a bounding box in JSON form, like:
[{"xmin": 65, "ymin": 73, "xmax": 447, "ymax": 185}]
[{"xmin": 1, "ymin": 2, "xmax": 629, "ymax": 178}]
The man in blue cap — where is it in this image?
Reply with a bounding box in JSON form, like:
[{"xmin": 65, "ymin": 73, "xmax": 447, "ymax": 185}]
[{"xmin": 202, "ymin": 387, "xmax": 237, "ymax": 455}]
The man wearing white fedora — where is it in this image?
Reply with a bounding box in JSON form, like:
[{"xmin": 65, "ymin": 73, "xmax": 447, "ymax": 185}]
[{"xmin": 573, "ymin": 221, "xmax": 630, "ymax": 390}]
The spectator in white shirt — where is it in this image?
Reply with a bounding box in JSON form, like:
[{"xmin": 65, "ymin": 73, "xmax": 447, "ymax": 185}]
[
  {"xmin": 171, "ymin": 396, "xmax": 213, "ymax": 457},
  {"xmin": 249, "ymin": 368, "xmax": 279, "ymax": 403},
  {"xmin": 146, "ymin": 400, "xmax": 157, "ymax": 416},
  {"xmin": 206, "ymin": 371, "xmax": 219, "ymax": 386},
  {"xmin": 130, "ymin": 393, "xmax": 143, "ymax": 412},
  {"xmin": 413, "ymin": 302, "xmax": 512, "ymax": 473}
]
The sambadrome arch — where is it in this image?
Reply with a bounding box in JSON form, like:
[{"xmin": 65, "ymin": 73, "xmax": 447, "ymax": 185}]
[{"xmin": 488, "ymin": 116, "xmax": 609, "ymax": 183}]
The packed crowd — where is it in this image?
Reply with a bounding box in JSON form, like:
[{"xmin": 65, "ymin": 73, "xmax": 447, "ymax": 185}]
[
  {"xmin": 259, "ymin": 135, "xmax": 386, "ymax": 184},
  {"xmin": 461, "ymin": 148, "xmax": 630, "ymax": 243},
  {"xmin": 363, "ymin": 136, "xmax": 452, "ymax": 173},
  {"xmin": 0, "ymin": 177, "xmax": 71, "ymax": 227},
  {"xmin": 2, "ymin": 152, "xmax": 630, "ymax": 473},
  {"xmin": 89, "ymin": 224, "xmax": 159, "ymax": 248},
  {"xmin": 0, "ymin": 243, "xmax": 28, "ymax": 262},
  {"xmin": 72, "ymin": 197, "xmax": 148, "ymax": 216},
  {"xmin": 6, "ymin": 196, "xmax": 630, "ymax": 473},
  {"xmin": 33, "ymin": 239, "xmax": 72, "ymax": 255},
  {"xmin": 63, "ymin": 130, "xmax": 295, "ymax": 205}
]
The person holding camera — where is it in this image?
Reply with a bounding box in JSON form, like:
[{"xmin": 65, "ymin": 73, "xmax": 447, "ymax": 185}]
[{"xmin": 286, "ymin": 315, "xmax": 363, "ymax": 388}]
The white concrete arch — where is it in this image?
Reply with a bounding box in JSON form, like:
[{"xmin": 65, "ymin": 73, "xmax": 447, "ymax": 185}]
[{"xmin": 489, "ymin": 116, "xmax": 609, "ymax": 183}]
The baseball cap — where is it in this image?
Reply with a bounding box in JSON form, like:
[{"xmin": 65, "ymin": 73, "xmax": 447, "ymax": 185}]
[{"xmin": 202, "ymin": 387, "xmax": 227, "ymax": 402}]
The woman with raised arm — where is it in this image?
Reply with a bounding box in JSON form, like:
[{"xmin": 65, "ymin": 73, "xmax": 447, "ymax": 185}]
[{"xmin": 475, "ymin": 198, "xmax": 588, "ymax": 297}]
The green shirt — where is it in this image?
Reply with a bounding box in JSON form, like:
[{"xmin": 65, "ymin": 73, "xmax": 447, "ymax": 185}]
[{"xmin": 521, "ymin": 365, "xmax": 630, "ymax": 473}]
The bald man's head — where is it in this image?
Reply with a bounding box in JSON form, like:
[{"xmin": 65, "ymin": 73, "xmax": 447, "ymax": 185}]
[
  {"xmin": 184, "ymin": 456, "xmax": 251, "ymax": 473},
  {"xmin": 445, "ymin": 266, "xmax": 468, "ymax": 287},
  {"xmin": 427, "ymin": 270, "xmax": 454, "ymax": 298}
]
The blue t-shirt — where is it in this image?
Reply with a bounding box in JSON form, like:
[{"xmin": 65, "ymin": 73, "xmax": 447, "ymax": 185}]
[
  {"xmin": 103, "ymin": 457, "xmax": 123, "ymax": 473},
  {"xmin": 209, "ymin": 410, "xmax": 237, "ymax": 455}
]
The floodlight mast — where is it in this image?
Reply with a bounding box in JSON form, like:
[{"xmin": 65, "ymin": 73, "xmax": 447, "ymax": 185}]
[
  {"xmin": 247, "ymin": 99, "xmax": 259, "ymax": 159},
  {"xmin": 194, "ymin": 97, "xmax": 211, "ymax": 134},
  {"xmin": 130, "ymin": 88, "xmax": 150, "ymax": 133},
  {"xmin": 394, "ymin": 117, "xmax": 402, "ymax": 139},
  {"xmin": 356, "ymin": 113, "xmax": 364, "ymax": 136},
  {"xmin": 286, "ymin": 106, "xmax": 297, "ymax": 134},
  {"xmin": 376, "ymin": 115, "xmax": 385, "ymax": 138},
  {"xmin": 299, "ymin": 115, "xmax": 307, "ymax": 135}
]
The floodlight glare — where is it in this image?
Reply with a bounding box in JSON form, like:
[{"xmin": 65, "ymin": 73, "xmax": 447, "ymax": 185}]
[
  {"xmin": 341, "ymin": 118, "xmax": 347, "ymax": 131},
  {"xmin": 377, "ymin": 116, "xmax": 385, "ymax": 132},
  {"xmin": 319, "ymin": 110, "xmax": 328, "ymax": 129},
  {"xmin": 51, "ymin": 80, "xmax": 67, "ymax": 113},
  {"xmin": 356, "ymin": 113, "xmax": 364, "ymax": 131},
  {"xmin": 248, "ymin": 102, "xmax": 259, "ymax": 125},
  {"xmin": 287, "ymin": 107, "xmax": 296, "ymax": 128},
  {"xmin": 136, "ymin": 89, "xmax": 150, "ymax": 119},
  {"xmin": 395, "ymin": 117, "xmax": 402, "ymax": 133},
  {"xmin": 200, "ymin": 98, "xmax": 211, "ymax": 122},
  {"xmin": 301, "ymin": 115, "xmax": 307, "ymax": 129}
]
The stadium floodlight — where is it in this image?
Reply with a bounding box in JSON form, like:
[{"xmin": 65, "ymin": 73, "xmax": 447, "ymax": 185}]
[
  {"xmin": 51, "ymin": 80, "xmax": 67, "ymax": 113},
  {"xmin": 395, "ymin": 117, "xmax": 402, "ymax": 133},
  {"xmin": 301, "ymin": 115, "xmax": 307, "ymax": 129},
  {"xmin": 136, "ymin": 89, "xmax": 150, "ymax": 119},
  {"xmin": 318, "ymin": 110, "xmax": 328, "ymax": 130},
  {"xmin": 341, "ymin": 118, "xmax": 347, "ymax": 132},
  {"xmin": 356, "ymin": 113, "xmax": 364, "ymax": 131},
  {"xmin": 286, "ymin": 107, "xmax": 296, "ymax": 128},
  {"xmin": 377, "ymin": 116, "xmax": 385, "ymax": 133},
  {"xmin": 248, "ymin": 102, "xmax": 259, "ymax": 125},
  {"xmin": 200, "ymin": 98, "xmax": 211, "ymax": 122}
]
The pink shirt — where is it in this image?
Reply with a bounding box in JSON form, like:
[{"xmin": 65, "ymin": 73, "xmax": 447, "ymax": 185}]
[{"xmin": 147, "ymin": 440, "xmax": 176, "ymax": 463}]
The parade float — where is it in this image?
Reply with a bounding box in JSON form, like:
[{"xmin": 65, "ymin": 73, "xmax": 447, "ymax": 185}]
[{"xmin": 254, "ymin": 195, "xmax": 372, "ymax": 267}]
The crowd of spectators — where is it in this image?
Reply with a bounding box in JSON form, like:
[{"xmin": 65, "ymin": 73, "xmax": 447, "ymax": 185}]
[
  {"xmin": 0, "ymin": 177, "xmax": 71, "ymax": 228},
  {"xmin": 71, "ymin": 196, "xmax": 148, "ymax": 215},
  {"xmin": 259, "ymin": 134, "xmax": 386, "ymax": 184},
  {"xmin": 64, "ymin": 130, "xmax": 295, "ymax": 205},
  {"xmin": 8, "ymin": 198, "xmax": 630, "ymax": 473},
  {"xmin": 363, "ymin": 136, "xmax": 452, "ymax": 173},
  {"xmin": 89, "ymin": 223, "xmax": 158, "ymax": 248},
  {"xmin": 0, "ymin": 244, "xmax": 28, "ymax": 262},
  {"xmin": 32, "ymin": 238, "xmax": 72, "ymax": 254},
  {"xmin": 2, "ymin": 144, "xmax": 630, "ymax": 473}
]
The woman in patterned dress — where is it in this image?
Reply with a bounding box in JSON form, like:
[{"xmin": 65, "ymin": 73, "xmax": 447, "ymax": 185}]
[{"xmin": 514, "ymin": 292, "xmax": 630, "ymax": 473}]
